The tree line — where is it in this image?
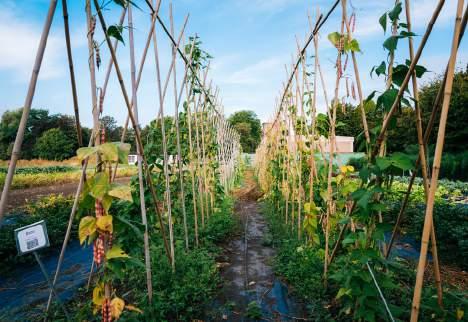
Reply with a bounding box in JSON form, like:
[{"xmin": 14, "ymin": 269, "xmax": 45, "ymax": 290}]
[{"xmin": 0, "ymin": 109, "xmax": 134, "ymax": 161}]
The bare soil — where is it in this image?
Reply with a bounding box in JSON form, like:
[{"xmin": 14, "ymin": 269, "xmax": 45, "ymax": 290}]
[{"xmin": 5, "ymin": 177, "xmax": 131, "ymax": 212}]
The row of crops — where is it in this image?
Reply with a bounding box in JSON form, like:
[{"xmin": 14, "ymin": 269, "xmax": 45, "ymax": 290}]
[
  {"xmin": 0, "ymin": 0, "xmax": 243, "ymax": 321},
  {"xmin": 255, "ymin": 0, "xmax": 466, "ymax": 321}
]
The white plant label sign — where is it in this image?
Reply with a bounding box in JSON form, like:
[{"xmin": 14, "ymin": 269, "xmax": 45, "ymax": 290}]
[{"xmin": 14, "ymin": 220, "xmax": 50, "ymax": 255}]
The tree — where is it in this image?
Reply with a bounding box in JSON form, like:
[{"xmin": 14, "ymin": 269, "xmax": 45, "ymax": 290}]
[
  {"xmin": 34, "ymin": 128, "xmax": 75, "ymax": 160},
  {"xmin": 419, "ymin": 67, "xmax": 468, "ymax": 153},
  {"xmin": 228, "ymin": 110, "xmax": 261, "ymax": 153}
]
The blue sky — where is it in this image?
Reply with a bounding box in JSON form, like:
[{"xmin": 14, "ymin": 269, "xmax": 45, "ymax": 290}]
[{"xmin": 0, "ymin": 0, "xmax": 466, "ymax": 127}]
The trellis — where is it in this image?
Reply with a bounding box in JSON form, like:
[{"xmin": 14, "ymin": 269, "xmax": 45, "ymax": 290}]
[
  {"xmin": 255, "ymin": 0, "xmax": 465, "ymax": 320},
  {"xmin": 0, "ymin": 0, "xmax": 240, "ymax": 319}
]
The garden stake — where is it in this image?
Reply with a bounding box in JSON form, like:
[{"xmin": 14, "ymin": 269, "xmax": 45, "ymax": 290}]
[
  {"xmin": 0, "ymin": 0, "xmax": 58, "ymax": 225},
  {"xmin": 372, "ymin": 0, "xmax": 446, "ymax": 159},
  {"xmin": 403, "ymin": 0, "xmax": 443, "ymax": 306},
  {"xmin": 169, "ymin": 3, "xmax": 189, "ymax": 250},
  {"xmin": 128, "ymin": 4, "xmax": 153, "ymax": 301},
  {"xmin": 62, "ymin": 0, "xmax": 82, "ymax": 147},
  {"xmin": 410, "ymin": 1, "xmax": 463, "ymax": 320},
  {"xmin": 385, "ymin": 7, "xmax": 467, "ymax": 259},
  {"xmin": 93, "ymin": 0, "xmax": 172, "ymax": 264}
]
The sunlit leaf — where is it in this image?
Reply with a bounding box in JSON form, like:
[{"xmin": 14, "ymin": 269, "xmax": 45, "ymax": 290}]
[
  {"xmin": 89, "ymin": 172, "xmax": 110, "ymax": 199},
  {"xmin": 92, "ymin": 283, "xmax": 104, "ymax": 306},
  {"xmin": 327, "ymin": 32, "xmax": 341, "ymax": 46},
  {"xmin": 77, "ymin": 147, "xmax": 97, "ymax": 160},
  {"xmin": 96, "ymin": 215, "xmax": 113, "ymax": 233},
  {"xmin": 79, "ymin": 216, "xmax": 96, "ymax": 245},
  {"xmin": 106, "ymin": 245, "xmax": 130, "ymax": 260},
  {"xmin": 108, "ymin": 183, "xmax": 133, "ymax": 202},
  {"xmin": 110, "ymin": 297, "xmax": 125, "ymax": 319},
  {"xmin": 99, "ymin": 143, "xmax": 119, "ymax": 162}
]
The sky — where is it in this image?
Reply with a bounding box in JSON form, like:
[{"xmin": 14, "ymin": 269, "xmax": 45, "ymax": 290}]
[{"xmin": 0, "ymin": 0, "xmax": 466, "ymax": 128}]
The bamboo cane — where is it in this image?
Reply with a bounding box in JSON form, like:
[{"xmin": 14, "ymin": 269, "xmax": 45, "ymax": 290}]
[
  {"xmin": 324, "ymin": 1, "xmax": 345, "ymax": 286},
  {"xmin": 45, "ymin": 8, "xmax": 128, "ymax": 314},
  {"xmin": 404, "ymin": 0, "xmax": 443, "ymax": 307},
  {"xmin": 341, "ymin": 2, "xmax": 370, "ymax": 146},
  {"xmin": 185, "ymin": 64, "xmax": 200, "ymax": 246},
  {"xmin": 410, "ymin": 1, "xmax": 463, "ymax": 320},
  {"xmin": 0, "ymin": 0, "xmax": 58, "ymax": 225},
  {"xmin": 169, "ymin": 4, "xmax": 189, "ymax": 251},
  {"xmin": 151, "ymin": 1, "xmax": 177, "ymax": 270},
  {"xmin": 372, "ymin": 0, "xmax": 446, "ymax": 159},
  {"xmin": 61, "ymin": 0, "xmax": 82, "ymax": 146},
  {"xmin": 93, "ymin": 0, "xmax": 172, "ymax": 264},
  {"xmin": 385, "ymin": 7, "xmax": 468, "ymax": 259},
  {"xmin": 128, "ymin": 4, "xmax": 153, "ymax": 301}
]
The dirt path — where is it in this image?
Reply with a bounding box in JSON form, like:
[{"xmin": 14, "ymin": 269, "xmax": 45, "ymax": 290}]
[
  {"xmin": 5, "ymin": 177, "xmax": 131, "ymax": 212},
  {"xmin": 210, "ymin": 170, "xmax": 306, "ymax": 321}
]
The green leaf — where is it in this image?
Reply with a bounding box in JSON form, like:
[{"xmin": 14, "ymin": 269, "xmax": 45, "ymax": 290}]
[
  {"xmin": 114, "ymin": 142, "xmax": 131, "ymax": 164},
  {"xmin": 89, "ymin": 172, "xmax": 110, "ymax": 199},
  {"xmin": 391, "ymin": 152, "xmax": 414, "ymax": 171},
  {"xmin": 107, "ymin": 25, "xmax": 124, "ymax": 44},
  {"xmin": 336, "ymin": 287, "xmax": 352, "ymax": 299},
  {"xmin": 414, "ymin": 65, "xmax": 428, "ymax": 78},
  {"xmin": 327, "ymin": 32, "xmax": 341, "ymax": 46},
  {"xmin": 376, "ymin": 157, "xmax": 391, "ymax": 170},
  {"xmin": 399, "ymin": 30, "xmax": 417, "ymax": 38},
  {"xmin": 383, "ymin": 36, "xmax": 398, "ymax": 53},
  {"xmin": 379, "ymin": 13, "xmax": 387, "ymax": 33},
  {"xmin": 79, "ymin": 216, "xmax": 96, "ymax": 245},
  {"xmin": 346, "ymin": 39, "xmax": 361, "ymax": 52},
  {"xmin": 375, "ymin": 61, "xmax": 386, "ymax": 77},
  {"xmin": 106, "ymin": 245, "xmax": 130, "ymax": 260},
  {"xmin": 114, "ymin": 216, "xmax": 143, "ymax": 239},
  {"xmin": 389, "ymin": 2, "xmax": 402, "ymax": 21},
  {"xmin": 77, "ymin": 147, "xmax": 97, "ymax": 160},
  {"xmin": 376, "ymin": 88, "xmax": 398, "ymax": 112},
  {"xmin": 99, "ymin": 143, "xmax": 119, "ymax": 162},
  {"xmin": 392, "ymin": 64, "xmax": 409, "ymax": 87},
  {"xmin": 108, "ymin": 183, "xmax": 133, "ymax": 202},
  {"xmin": 405, "ymin": 59, "xmax": 428, "ymax": 78}
]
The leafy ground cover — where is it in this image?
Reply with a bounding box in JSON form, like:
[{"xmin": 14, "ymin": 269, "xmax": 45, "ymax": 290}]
[{"xmin": 262, "ymin": 198, "xmax": 467, "ymax": 321}]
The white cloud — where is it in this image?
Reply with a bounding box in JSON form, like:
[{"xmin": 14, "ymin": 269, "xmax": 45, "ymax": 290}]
[
  {"xmin": 353, "ymin": 0, "xmax": 459, "ymax": 39},
  {"xmin": 0, "ymin": 7, "xmax": 64, "ymax": 82},
  {"xmin": 223, "ymin": 57, "xmax": 284, "ymax": 85}
]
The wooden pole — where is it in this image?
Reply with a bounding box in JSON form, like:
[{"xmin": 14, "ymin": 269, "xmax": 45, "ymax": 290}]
[
  {"xmin": 372, "ymin": 0, "xmax": 446, "ymax": 159},
  {"xmin": 93, "ymin": 0, "xmax": 172, "ymax": 264},
  {"xmin": 61, "ymin": 0, "xmax": 82, "ymax": 146},
  {"xmin": 128, "ymin": 4, "xmax": 153, "ymax": 301},
  {"xmin": 341, "ymin": 2, "xmax": 370, "ymax": 145},
  {"xmin": 404, "ymin": 0, "xmax": 443, "ymax": 306},
  {"xmin": 169, "ymin": 3, "xmax": 189, "ymax": 251},
  {"xmin": 385, "ymin": 7, "xmax": 468, "ymax": 258},
  {"xmin": 410, "ymin": 1, "xmax": 463, "ymax": 320},
  {"xmin": 0, "ymin": 0, "xmax": 58, "ymax": 225},
  {"xmin": 324, "ymin": 0, "xmax": 345, "ymax": 285},
  {"xmin": 45, "ymin": 8, "xmax": 129, "ymax": 314}
]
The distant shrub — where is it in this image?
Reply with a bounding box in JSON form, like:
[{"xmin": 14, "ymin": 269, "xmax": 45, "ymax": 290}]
[{"xmin": 34, "ymin": 128, "xmax": 75, "ymax": 161}]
